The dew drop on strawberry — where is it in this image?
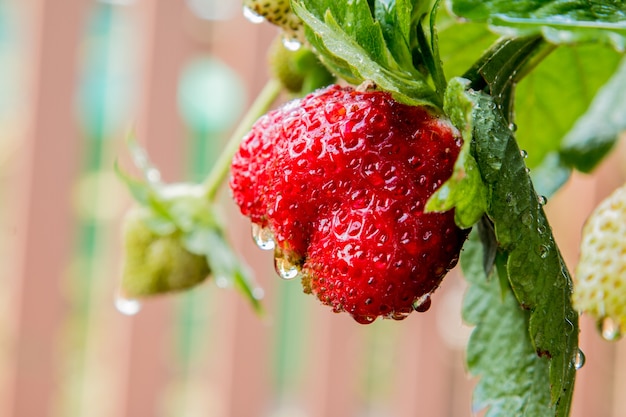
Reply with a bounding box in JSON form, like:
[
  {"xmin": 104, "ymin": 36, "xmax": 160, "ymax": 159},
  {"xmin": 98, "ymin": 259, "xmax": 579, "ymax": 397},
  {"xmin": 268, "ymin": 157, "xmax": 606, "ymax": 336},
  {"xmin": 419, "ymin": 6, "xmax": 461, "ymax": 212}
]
[{"xmin": 251, "ymin": 223, "xmax": 275, "ymax": 251}]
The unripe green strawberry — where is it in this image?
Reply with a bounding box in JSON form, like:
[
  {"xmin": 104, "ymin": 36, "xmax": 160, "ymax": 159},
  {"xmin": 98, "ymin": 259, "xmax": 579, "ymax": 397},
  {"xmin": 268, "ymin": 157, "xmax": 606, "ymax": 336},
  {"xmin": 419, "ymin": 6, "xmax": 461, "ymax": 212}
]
[
  {"xmin": 243, "ymin": 0, "xmax": 305, "ymax": 44},
  {"xmin": 268, "ymin": 37, "xmax": 334, "ymax": 94},
  {"xmin": 121, "ymin": 207, "xmax": 210, "ymax": 298},
  {"xmin": 573, "ymin": 183, "xmax": 626, "ymax": 340}
]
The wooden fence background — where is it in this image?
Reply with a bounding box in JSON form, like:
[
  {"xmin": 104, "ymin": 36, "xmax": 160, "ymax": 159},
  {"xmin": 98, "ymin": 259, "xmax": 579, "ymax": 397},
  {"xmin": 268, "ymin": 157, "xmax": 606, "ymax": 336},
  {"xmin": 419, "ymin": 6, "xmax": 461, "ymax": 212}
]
[{"xmin": 1, "ymin": 1, "xmax": 625, "ymax": 416}]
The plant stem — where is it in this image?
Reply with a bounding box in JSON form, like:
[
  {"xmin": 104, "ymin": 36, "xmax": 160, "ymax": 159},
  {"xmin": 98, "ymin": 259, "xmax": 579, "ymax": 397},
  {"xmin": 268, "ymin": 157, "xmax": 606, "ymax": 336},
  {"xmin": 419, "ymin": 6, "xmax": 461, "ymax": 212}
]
[{"xmin": 203, "ymin": 78, "xmax": 283, "ymax": 202}]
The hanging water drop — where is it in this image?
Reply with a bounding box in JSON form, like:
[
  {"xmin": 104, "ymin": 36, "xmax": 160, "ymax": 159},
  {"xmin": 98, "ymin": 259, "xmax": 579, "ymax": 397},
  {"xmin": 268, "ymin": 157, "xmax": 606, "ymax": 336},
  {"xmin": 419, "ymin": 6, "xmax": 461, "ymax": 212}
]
[
  {"xmin": 538, "ymin": 195, "xmax": 547, "ymax": 206},
  {"xmin": 598, "ymin": 316, "xmax": 623, "ymax": 341},
  {"xmin": 274, "ymin": 255, "xmax": 301, "ymax": 280},
  {"xmin": 520, "ymin": 149, "xmax": 528, "ymax": 159},
  {"xmin": 146, "ymin": 167, "xmax": 161, "ymax": 184},
  {"xmin": 282, "ymin": 36, "xmax": 302, "ymax": 51},
  {"xmin": 242, "ymin": 6, "xmax": 265, "ymax": 23},
  {"xmin": 215, "ymin": 276, "xmax": 229, "ymax": 288},
  {"xmin": 509, "ymin": 123, "xmax": 518, "ymax": 132},
  {"xmin": 252, "ymin": 223, "xmax": 275, "ymax": 250},
  {"xmin": 252, "ymin": 287, "xmax": 265, "ymax": 300},
  {"xmin": 115, "ymin": 294, "xmax": 142, "ymax": 316},
  {"xmin": 573, "ymin": 349, "xmax": 586, "ymax": 370},
  {"xmin": 413, "ymin": 293, "xmax": 432, "ymax": 312},
  {"xmin": 539, "ymin": 244, "xmax": 550, "ymax": 259}
]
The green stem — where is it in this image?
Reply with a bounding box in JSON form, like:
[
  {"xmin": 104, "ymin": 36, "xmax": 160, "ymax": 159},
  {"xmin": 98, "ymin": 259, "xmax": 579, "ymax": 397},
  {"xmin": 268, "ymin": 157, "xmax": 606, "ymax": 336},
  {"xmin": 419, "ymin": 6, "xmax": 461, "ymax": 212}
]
[{"xmin": 203, "ymin": 78, "xmax": 283, "ymax": 202}]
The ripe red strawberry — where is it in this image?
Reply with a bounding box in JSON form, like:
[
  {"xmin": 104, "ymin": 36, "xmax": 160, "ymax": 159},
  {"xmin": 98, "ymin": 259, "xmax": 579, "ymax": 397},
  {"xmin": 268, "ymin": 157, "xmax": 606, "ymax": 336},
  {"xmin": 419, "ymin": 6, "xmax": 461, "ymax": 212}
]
[{"xmin": 230, "ymin": 85, "xmax": 468, "ymax": 323}]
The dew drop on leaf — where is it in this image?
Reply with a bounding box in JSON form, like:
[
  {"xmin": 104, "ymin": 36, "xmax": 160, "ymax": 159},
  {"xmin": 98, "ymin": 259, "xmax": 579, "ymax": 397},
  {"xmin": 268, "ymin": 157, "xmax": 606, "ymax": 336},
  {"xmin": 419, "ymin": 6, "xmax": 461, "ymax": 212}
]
[
  {"xmin": 539, "ymin": 244, "xmax": 550, "ymax": 259},
  {"xmin": 538, "ymin": 195, "xmax": 548, "ymax": 206},
  {"xmin": 509, "ymin": 123, "xmax": 518, "ymax": 132},
  {"xmin": 252, "ymin": 223, "xmax": 275, "ymax": 250},
  {"xmin": 598, "ymin": 317, "xmax": 623, "ymax": 341},
  {"xmin": 242, "ymin": 6, "xmax": 265, "ymax": 23},
  {"xmin": 115, "ymin": 294, "xmax": 142, "ymax": 316},
  {"xmin": 572, "ymin": 348, "xmax": 586, "ymax": 370},
  {"xmin": 521, "ymin": 211, "xmax": 534, "ymax": 226}
]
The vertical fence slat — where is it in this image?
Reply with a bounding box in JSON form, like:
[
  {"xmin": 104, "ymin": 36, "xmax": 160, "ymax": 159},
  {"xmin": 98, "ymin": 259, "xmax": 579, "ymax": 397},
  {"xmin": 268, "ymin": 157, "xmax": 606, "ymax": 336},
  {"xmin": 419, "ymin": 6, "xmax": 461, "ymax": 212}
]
[
  {"xmin": 119, "ymin": 1, "xmax": 194, "ymax": 416},
  {"xmin": 4, "ymin": 1, "xmax": 87, "ymax": 416}
]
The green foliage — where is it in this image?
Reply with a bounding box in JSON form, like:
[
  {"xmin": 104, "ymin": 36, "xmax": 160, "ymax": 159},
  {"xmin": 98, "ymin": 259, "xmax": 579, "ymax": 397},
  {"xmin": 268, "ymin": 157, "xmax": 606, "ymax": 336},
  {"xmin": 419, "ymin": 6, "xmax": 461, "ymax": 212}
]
[
  {"xmin": 116, "ymin": 139, "xmax": 263, "ymax": 313},
  {"xmin": 462, "ymin": 231, "xmax": 555, "ymax": 417},
  {"xmin": 426, "ymin": 77, "xmax": 488, "ymax": 228},
  {"xmin": 560, "ymin": 56, "xmax": 626, "ymax": 171},
  {"xmin": 291, "ymin": 0, "xmax": 443, "ymax": 107},
  {"xmin": 469, "ymin": 90, "xmax": 579, "ymax": 415},
  {"xmin": 448, "ymin": 0, "xmax": 626, "ymax": 51},
  {"xmin": 516, "ymin": 44, "xmax": 622, "ymax": 170}
]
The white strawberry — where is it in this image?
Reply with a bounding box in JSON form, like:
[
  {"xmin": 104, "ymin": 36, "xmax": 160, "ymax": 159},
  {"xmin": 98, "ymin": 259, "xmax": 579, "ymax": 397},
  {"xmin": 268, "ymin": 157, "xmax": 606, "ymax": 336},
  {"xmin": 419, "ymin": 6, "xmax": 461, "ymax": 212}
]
[
  {"xmin": 573, "ymin": 183, "xmax": 626, "ymax": 340},
  {"xmin": 243, "ymin": 0, "xmax": 305, "ymax": 45}
]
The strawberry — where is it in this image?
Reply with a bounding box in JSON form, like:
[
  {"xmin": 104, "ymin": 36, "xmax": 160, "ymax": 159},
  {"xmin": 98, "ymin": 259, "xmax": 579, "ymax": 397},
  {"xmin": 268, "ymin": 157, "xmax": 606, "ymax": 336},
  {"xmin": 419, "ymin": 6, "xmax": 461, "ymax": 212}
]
[
  {"xmin": 121, "ymin": 207, "xmax": 210, "ymax": 298},
  {"xmin": 573, "ymin": 183, "xmax": 626, "ymax": 340},
  {"xmin": 230, "ymin": 85, "xmax": 468, "ymax": 323},
  {"xmin": 243, "ymin": 0, "xmax": 305, "ymax": 44}
]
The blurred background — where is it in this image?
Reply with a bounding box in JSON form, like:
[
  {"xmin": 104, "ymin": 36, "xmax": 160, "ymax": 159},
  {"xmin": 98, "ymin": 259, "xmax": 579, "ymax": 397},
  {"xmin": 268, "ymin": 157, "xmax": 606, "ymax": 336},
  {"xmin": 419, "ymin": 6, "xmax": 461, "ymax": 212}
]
[{"xmin": 1, "ymin": 0, "xmax": 626, "ymax": 416}]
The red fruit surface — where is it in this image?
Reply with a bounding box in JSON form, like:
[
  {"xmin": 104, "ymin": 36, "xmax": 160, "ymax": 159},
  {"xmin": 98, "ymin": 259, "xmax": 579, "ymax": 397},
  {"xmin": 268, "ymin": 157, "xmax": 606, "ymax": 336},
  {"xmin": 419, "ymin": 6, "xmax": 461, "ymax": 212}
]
[{"xmin": 230, "ymin": 85, "xmax": 468, "ymax": 323}]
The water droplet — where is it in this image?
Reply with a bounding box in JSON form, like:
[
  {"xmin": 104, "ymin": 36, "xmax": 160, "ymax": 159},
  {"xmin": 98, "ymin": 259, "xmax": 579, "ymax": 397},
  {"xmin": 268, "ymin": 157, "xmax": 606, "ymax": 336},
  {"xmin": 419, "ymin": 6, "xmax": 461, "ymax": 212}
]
[
  {"xmin": 282, "ymin": 36, "xmax": 302, "ymax": 51},
  {"xmin": 115, "ymin": 294, "xmax": 142, "ymax": 316},
  {"xmin": 598, "ymin": 317, "xmax": 623, "ymax": 341},
  {"xmin": 274, "ymin": 255, "xmax": 301, "ymax": 280},
  {"xmin": 573, "ymin": 349, "xmax": 586, "ymax": 370},
  {"xmin": 215, "ymin": 276, "xmax": 229, "ymax": 288},
  {"xmin": 242, "ymin": 5, "xmax": 265, "ymax": 23},
  {"xmin": 353, "ymin": 314, "xmax": 376, "ymax": 324},
  {"xmin": 519, "ymin": 149, "xmax": 527, "ymax": 158},
  {"xmin": 525, "ymin": 167, "xmax": 531, "ymax": 174},
  {"xmin": 509, "ymin": 123, "xmax": 518, "ymax": 132},
  {"xmin": 251, "ymin": 223, "xmax": 275, "ymax": 251},
  {"xmin": 389, "ymin": 311, "xmax": 411, "ymax": 320},
  {"xmin": 539, "ymin": 244, "xmax": 550, "ymax": 259},
  {"xmin": 538, "ymin": 195, "xmax": 547, "ymax": 206},
  {"xmin": 252, "ymin": 287, "xmax": 265, "ymax": 300},
  {"xmin": 521, "ymin": 211, "xmax": 534, "ymax": 226},
  {"xmin": 537, "ymin": 224, "xmax": 547, "ymax": 235},
  {"xmin": 146, "ymin": 168, "xmax": 161, "ymax": 183},
  {"xmin": 413, "ymin": 293, "xmax": 431, "ymax": 312}
]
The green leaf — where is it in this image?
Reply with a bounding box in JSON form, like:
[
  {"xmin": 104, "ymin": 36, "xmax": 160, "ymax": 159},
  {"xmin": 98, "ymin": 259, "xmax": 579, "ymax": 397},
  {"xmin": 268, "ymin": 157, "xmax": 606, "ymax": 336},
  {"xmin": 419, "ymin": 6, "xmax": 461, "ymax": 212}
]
[
  {"xmin": 117, "ymin": 139, "xmax": 264, "ymax": 312},
  {"xmin": 426, "ymin": 77, "xmax": 488, "ymax": 229},
  {"xmin": 560, "ymin": 56, "xmax": 626, "ymax": 172},
  {"xmin": 462, "ymin": 231, "xmax": 554, "ymax": 417},
  {"xmin": 515, "ymin": 44, "xmax": 622, "ymax": 169},
  {"xmin": 292, "ymin": 0, "xmax": 441, "ymax": 106},
  {"xmin": 437, "ymin": 15, "xmax": 499, "ymax": 81},
  {"xmin": 185, "ymin": 227, "xmax": 264, "ymax": 314},
  {"xmin": 470, "ymin": 90, "xmax": 579, "ymax": 415},
  {"xmin": 448, "ymin": 0, "xmax": 626, "ymax": 51}
]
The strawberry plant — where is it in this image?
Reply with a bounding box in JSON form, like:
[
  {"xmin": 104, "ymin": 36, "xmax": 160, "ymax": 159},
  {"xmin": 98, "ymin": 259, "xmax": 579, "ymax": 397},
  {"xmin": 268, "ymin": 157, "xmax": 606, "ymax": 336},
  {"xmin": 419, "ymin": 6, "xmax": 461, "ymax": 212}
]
[{"xmin": 117, "ymin": 0, "xmax": 626, "ymax": 416}]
